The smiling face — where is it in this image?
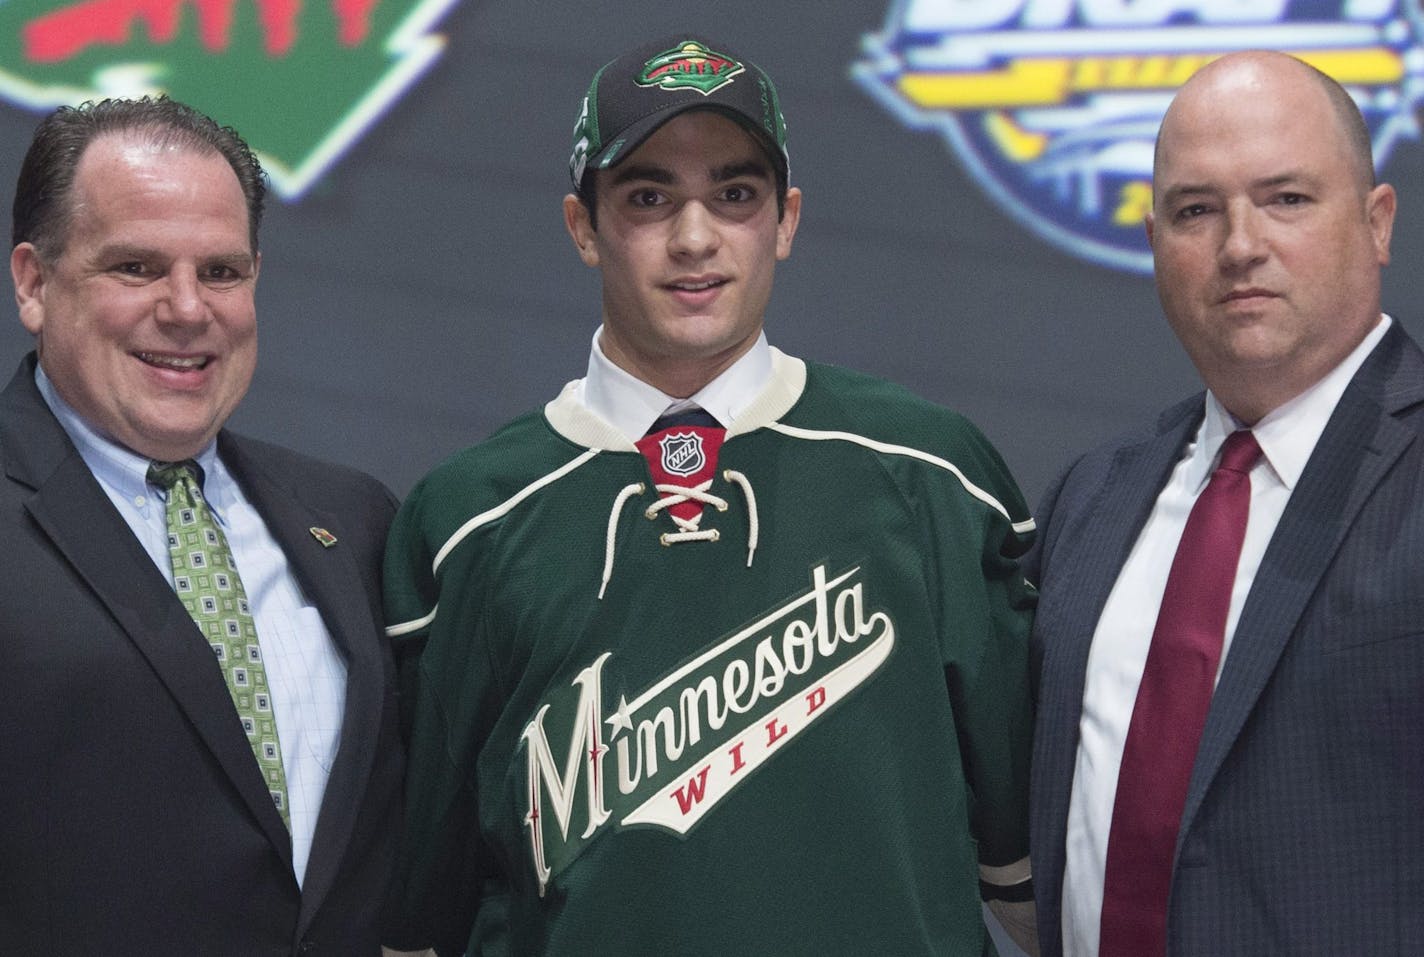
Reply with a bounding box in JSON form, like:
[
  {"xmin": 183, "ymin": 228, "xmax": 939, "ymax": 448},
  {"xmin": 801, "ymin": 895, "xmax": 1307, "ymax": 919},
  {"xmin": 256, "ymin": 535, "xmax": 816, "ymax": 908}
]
[
  {"xmin": 11, "ymin": 133, "xmax": 259, "ymax": 461},
  {"xmin": 564, "ymin": 110, "xmax": 801, "ymax": 398},
  {"xmin": 1146, "ymin": 53, "xmax": 1395, "ymax": 424}
]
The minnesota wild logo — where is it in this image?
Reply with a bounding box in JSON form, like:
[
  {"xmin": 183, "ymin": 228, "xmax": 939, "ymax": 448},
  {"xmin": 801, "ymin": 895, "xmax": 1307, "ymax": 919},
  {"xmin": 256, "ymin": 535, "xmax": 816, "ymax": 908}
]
[
  {"xmin": 0, "ymin": 0, "xmax": 460, "ymax": 199},
  {"xmin": 637, "ymin": 40, "xmax": 743, "ymax": 96}
]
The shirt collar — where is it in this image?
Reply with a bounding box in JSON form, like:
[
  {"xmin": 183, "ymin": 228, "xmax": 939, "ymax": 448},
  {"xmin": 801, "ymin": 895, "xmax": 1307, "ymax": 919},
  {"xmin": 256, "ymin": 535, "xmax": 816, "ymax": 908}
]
[
  {"xmin": 35, "ymin": 362, "xmax": 227, "ymax": 517},
  {"xmin": 1195, "ymin": 313, "xmax": 1392, "ymax": 492},
  {"xmin": 580, "ymin": 327, "xmax": 773, "ymax": 440}
]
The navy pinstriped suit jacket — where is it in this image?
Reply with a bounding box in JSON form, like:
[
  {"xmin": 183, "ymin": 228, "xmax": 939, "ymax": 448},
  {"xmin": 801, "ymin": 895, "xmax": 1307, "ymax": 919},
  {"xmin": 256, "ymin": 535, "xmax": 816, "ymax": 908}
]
[{"xmin": 1027, "ymin": 322, "xmax": 1424, "ymax": 955}]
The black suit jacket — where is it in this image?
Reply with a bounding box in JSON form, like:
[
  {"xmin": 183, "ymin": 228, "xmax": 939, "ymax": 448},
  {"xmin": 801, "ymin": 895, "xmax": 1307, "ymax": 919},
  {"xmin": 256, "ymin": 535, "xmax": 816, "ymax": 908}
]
[
  {"xmin": 0, "ymin": 355, "xmax": 404, "ymax": 955},
  {"xmin": 1028, "ymin": 323, "xmax": 1424, "ymax": 954}
]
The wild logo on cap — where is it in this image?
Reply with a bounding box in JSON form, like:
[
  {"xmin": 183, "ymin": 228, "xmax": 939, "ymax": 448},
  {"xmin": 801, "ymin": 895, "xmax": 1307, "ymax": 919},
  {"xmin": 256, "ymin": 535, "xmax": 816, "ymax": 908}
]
[
  {"xmin": 570, "ymin": 36, "xmax": 790, "ymax": 191},
  {"xmin": 637, "ymin": 40, "xmax": 745, "ymax": 96}
]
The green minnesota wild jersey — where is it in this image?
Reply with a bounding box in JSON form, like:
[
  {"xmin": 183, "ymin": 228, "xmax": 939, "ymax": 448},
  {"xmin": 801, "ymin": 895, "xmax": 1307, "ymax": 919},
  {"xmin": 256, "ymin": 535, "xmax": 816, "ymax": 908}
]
[{"xmin": 384, "ymin": 349, "xmax": 1036, "ymax": 956}]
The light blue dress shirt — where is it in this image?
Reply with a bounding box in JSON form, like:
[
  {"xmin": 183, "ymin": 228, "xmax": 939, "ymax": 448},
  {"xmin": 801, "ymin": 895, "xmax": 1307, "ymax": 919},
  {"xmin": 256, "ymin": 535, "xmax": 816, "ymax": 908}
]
[{"xmin": 36, "ymin": 365, "xmax": 345, "ymax": 888}]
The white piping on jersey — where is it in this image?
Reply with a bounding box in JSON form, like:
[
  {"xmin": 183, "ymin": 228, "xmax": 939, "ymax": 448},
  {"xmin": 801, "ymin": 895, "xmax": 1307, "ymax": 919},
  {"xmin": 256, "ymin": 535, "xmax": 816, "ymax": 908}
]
[
  {"xmin": 387, "ymin": 604, "xmax": 438, "ymax": 638},
  {"xmin": 384, "ymin": 448, "xmax": 603, "ymax": 638},
  {"xmin": 432, "ymin": 449, "xmax": 602, "ymax": 574},
  {"xmin": 766, "ymin": 422, "xmax": 1037, "ymax": 535},
  {"xmin": 979, "ymin": 855, "xmax": 1032, "ymax": 888},
  {"xmin": 599, "ymin": 471, "xmax": 760, "ymax": 600}
]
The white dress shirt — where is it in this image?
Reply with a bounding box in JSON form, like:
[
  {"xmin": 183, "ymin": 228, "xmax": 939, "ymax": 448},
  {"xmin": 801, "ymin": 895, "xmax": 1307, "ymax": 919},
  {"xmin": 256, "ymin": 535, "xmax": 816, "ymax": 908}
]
[
  {"xmin": 36, "ymin": 366, "xmax": 346, "ymax": 888},
  {"xmin": 1061, "ymin": 315, "xmax": 1391, "ymax": 956},
  {"xmin": 577, "ymin": 326, "xmax": 773, "ymax": 438}
]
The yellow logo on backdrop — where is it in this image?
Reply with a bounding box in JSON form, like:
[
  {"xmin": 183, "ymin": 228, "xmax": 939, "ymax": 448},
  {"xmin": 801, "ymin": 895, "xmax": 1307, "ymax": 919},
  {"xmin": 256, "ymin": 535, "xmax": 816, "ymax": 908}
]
[{"xmin": 855, "ymin": 1, "xmax": 1424, "ymax": 272}]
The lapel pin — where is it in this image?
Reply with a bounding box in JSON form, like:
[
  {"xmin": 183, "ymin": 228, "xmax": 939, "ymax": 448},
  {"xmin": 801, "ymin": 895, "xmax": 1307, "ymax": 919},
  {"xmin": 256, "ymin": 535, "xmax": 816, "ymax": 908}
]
[{"xmin": 309, "ymin": 526, "xmax": 338, "ymax": 548}]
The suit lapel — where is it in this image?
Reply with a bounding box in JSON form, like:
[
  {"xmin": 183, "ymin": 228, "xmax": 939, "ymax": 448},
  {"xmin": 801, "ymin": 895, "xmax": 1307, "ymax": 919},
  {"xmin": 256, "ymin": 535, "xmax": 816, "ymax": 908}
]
[
  {"xmin": 1042, "ymin": 397, "xmax": 1203, "ymax": 719},
  {"xmin": 221, "ymin": 436, "xmax": 384, "ymax": 929},
  {"xmin": 1, "ymin": 359, "xmax": 295, "ymax": 867},
  {"xmin": 1181, "ymin": 326, "xmax": 1424, "ymax": 843}
]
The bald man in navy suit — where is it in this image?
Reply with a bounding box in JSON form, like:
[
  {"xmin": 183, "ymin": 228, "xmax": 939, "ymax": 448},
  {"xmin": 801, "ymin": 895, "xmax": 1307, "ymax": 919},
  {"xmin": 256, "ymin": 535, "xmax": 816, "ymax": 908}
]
[{"xmin": 1028, "ymin": 51, "xmax": 1424, "ymax": 955}]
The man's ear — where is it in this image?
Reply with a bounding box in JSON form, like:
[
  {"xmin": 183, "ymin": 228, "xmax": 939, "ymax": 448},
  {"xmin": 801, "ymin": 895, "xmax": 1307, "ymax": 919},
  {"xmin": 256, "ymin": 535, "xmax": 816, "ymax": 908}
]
[
  {"xmin": 11, "ymin": 243, "xmax": 48, "ymax": 336},
  {"xmin": 563, "ymin": 194, "xmax": 600, "ymax": 268},
  {"xmin": 776, "ymin": 187, "xmax": 803, "ymax": 261},
  {"xmin": 1366, "ymin": 182, "xmax": 1396, "ymax": 267}
]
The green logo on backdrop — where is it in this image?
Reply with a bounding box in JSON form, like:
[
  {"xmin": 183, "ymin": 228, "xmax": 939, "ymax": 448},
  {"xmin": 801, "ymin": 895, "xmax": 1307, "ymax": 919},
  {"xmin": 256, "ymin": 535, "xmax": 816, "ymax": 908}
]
[{"xmin": 0, "ymin": 0, "xmax": 459, "ymax": 198}]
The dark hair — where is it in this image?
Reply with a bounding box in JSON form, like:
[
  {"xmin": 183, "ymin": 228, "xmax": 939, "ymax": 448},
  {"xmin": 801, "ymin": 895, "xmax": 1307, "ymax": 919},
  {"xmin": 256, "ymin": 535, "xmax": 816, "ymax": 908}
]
[{"xmin": 12, "ymin": 95, "xmax": 267, "ymax": 258}]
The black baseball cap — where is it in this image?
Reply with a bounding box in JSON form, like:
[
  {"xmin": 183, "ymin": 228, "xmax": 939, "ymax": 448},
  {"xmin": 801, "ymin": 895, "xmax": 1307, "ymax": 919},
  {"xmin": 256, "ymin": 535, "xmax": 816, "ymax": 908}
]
[{"xmin": 568, "ymin": 36, "xmax": 789, "ymax": 194}]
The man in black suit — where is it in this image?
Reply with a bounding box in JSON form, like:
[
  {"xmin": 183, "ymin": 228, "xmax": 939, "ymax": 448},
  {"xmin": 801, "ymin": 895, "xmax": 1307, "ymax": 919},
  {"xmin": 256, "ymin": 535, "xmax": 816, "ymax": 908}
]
[
  {"xmin": 1029, "ymin": 50, "xmax": 1424, "ymax": 955},
  {"xmin": 2, "ymin": 97, "xmax": 402, "ymax": 954}
]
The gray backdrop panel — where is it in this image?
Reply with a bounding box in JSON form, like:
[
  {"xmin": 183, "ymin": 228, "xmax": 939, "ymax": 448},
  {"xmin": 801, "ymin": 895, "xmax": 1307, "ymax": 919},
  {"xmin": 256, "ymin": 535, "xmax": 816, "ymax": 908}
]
[{"xmin": 3, "ymin": 3, "xmax": 1419, "ymax": 512}]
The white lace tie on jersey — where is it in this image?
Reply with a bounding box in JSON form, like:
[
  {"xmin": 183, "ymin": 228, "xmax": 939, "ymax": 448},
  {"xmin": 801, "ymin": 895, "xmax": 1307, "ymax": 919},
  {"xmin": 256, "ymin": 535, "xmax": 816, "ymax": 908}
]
[{"xmin": 599, "ymin": 471, "xmax": 760, "ymax": 599}]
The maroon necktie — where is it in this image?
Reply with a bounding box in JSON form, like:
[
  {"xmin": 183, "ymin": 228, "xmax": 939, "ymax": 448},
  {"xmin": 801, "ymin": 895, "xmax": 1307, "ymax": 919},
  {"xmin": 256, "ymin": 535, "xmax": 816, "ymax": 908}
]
[{"xmin": 1100, "ymin": 429, "xmax": 1262, "ymax": 956}]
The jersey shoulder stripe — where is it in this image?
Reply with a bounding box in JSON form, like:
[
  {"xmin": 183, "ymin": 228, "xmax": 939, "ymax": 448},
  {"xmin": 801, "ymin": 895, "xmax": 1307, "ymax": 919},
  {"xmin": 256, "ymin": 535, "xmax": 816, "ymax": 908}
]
[
  {"xmin": 431, "ymin": 448, "xmax": 601, "ymax": 573},
  {"xmin": 766, "ymin": 421, "xmax": 1034, "ymax": 534}
]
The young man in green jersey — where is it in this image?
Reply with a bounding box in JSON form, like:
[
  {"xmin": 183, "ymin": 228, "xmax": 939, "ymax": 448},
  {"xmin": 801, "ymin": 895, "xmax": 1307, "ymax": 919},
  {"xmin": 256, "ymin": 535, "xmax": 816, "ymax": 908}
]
[{"xmin": 383, "ymin": 35, "xmax": 1038, "ymax": 957}]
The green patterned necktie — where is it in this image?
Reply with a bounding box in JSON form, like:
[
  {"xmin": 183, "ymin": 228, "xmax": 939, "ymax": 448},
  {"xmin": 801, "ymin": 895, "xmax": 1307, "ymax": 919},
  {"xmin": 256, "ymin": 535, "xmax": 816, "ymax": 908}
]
[{"xmin": 147, "ymin": 460, "xmax": 290, "ymax": 831}]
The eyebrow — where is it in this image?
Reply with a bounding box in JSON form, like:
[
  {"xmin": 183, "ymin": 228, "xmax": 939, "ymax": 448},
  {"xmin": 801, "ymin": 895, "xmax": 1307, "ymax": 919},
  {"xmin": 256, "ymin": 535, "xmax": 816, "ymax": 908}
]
[
  {"xmin": 712, "ymin": 159, "xmax": 773, "ymax": 182},
  {"xmin": 1251, "ymin": 172, "xmax": 1317, "ymax": 192},
  {"xmin": 609, "ymin": 158, "xmax": 773, "ymax": 188},
  {"xmin": 92, "ymin": 243, "xmax": 158, "ymax": 261},
  {"xmin": 1160, "ymin": 172, "xmax": 1314, "ymax": 206},
  {"xmin": 1158, "ymin": 183, "xmax": 1213, "ymax": 207},
  {"xmin": 610, "ymin": 163, "xmax": 674, "ymax": 187},
  {"xmin": 93, "ymin": 243, "xmax": 254, "ymax": 266}
]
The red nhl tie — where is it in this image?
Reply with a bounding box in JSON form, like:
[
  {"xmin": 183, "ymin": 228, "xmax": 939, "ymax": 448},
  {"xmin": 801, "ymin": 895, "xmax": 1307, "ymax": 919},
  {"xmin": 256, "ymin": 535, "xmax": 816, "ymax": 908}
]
[{"xmin": 1099, "ymin": 429, "xmax": 1262, "ymax": 956}]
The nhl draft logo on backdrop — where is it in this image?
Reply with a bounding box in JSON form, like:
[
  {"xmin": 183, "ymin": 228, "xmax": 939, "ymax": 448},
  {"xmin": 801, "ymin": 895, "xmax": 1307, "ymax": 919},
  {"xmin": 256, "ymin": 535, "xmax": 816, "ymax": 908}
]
[
  {"xmin": 637, "ymin": 40, "xmax": 745, "ymax": 96},
  {"xmin": 854, "ymin": 0, "xmax": 1424, "ymax": 273}
]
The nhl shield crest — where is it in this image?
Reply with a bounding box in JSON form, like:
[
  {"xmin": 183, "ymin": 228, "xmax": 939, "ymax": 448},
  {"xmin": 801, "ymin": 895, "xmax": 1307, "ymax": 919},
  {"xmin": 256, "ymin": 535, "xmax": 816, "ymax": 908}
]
[{"xmin": 659, "ymin": 431, "xmax": 705, "ymax": 477}]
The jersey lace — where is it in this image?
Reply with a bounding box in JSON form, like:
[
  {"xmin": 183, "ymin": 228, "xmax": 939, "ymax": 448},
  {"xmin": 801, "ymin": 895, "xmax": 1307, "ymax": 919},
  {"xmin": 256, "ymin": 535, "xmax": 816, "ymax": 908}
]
[{"xmin": 600, "ymin": 470, "xmax": 759, "ymax": 599}]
